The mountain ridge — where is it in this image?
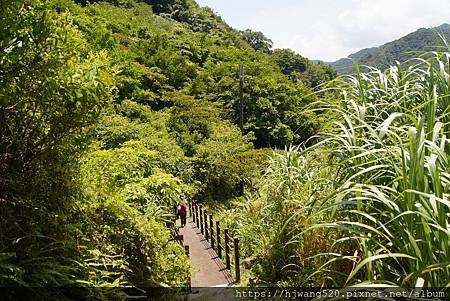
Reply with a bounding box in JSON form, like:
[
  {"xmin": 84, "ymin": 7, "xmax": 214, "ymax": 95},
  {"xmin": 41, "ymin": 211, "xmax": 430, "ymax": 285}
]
[{"xmin": 327, "ymin": 23, "xmax": 450, "ymax": 74}]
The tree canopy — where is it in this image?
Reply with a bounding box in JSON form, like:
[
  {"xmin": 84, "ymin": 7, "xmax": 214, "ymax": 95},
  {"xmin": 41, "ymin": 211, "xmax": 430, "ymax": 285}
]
[{"xmin": 241, "ymin": 29, "xmax": 273, "ymax": 54}]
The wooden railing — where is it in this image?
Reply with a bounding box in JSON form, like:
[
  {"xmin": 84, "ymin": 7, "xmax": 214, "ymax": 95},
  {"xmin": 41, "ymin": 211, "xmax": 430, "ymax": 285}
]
[{"xmin": 189, "ymin": 201, "xmax": 240, "ymax": 283}]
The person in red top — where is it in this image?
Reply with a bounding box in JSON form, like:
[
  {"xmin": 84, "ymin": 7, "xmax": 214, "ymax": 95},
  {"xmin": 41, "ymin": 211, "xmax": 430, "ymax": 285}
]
[{"xmin": 178, "ymin": 197, "xmax": 187, "ymax": 227}]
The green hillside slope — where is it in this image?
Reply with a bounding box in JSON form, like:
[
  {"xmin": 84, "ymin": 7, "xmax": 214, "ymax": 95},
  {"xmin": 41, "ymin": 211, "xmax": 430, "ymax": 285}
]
[
  {"xmin": 329, "ymin": 23, "xmax": 450, "ymax": 74},
  {"xmin": 63, "ymin": 0, "xmax": 335, "ymax": 147}
]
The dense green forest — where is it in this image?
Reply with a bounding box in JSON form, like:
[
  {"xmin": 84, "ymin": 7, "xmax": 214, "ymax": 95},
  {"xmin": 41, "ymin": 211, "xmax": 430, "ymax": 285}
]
[
  {"xmin": 1, "ymin": 0, "xmax": 450, "ymax": 300},
  {"xmin": 329, "ymin": 23, "xmax": 450, "ymax": 74}
]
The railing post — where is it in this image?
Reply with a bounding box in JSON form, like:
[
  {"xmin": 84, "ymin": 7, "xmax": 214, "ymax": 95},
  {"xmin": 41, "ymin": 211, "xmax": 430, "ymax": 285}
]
[
  {"xmin": 209, "ymin": 214, "xmax": 214, "ymax": 249},
  {"xmin": 234, "ymin": 237, "xmax": 240, "ymax": 282},
  {"xmin": 195, "ymin": 204, "xmax": 199, "ymax": 228},
  {"xmin": 216, "ymin": 221, "xmax": 221, "ymax": 259},
  {"xmin": 204, "ymin": 210, "xmax": 208, "ymax": 241},
  {"xmin": 189, "ymin": 202, "xmax": 192, "ymax": 217},
  {"xmin": 184, "ymin": 245, "xmax": 191, "ymax": 291},
  {"xmin": 224, "ymin": 228, "xmax": 230, "ymax": 270},
  {"xmin": 200, "ymin": 207, "xmax": 203, "ymax": 234}
]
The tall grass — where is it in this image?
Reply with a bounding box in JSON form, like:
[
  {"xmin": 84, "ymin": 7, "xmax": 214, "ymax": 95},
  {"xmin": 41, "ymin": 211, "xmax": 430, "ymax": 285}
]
[
  {"xmin": 217, "ymin": 146, "xmax": 342, "ymax": 285},
  {"xmin": 311, "ymin": 50, "xmax": 450, "ymax": 287},
  {"xmin": 210, "ymin": 49, "xmax": 449, "ymax": 289}
]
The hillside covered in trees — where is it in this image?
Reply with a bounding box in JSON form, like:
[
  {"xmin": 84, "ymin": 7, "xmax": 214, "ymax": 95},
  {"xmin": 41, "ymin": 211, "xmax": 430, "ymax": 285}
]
[
  {"xmin": 0, "ymin": 0, "xmax": 335, "ymax": 298},
  {"xmin": 329, "ymin": 23, "xmax": 450, "ymax": 74},
  {"xmin": 2, "ymin": 0, "xmax": 450, "ymax": 299}
]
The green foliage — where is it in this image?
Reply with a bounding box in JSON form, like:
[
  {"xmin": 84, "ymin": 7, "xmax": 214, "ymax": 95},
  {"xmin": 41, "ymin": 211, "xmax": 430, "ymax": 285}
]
[
  {"xmin": 218, "ymin": 147, "xmax": 345, "ymax": 286},
  {"xmin": 272, "ymin": 48, "xmax": 337, "ymax": 88},
  {"xmin": 95, "ymin": 102, "xmax": 186, "ymax": 173},
  {"xmin": 167, "ymin": 92, "xmax": 221, "ymax": 155},
  {"xmin": 77, "ymin": 102, "xmax": 195, "ymax": 287},
  {"xmin": 76, "ymin": 108, "xmax": 194, "ymax": 290},
  {"xmin": 241, "ymin": 29, "xmax": 273, "ymax": 54},
  {"xmin": 192, "ymin": 122, "xmax": 254, "ymax": 201},
  {"xmin": 299, "ymin": 61, "xmax": 338, "ymax": 89},
  {"xmin": 272, "ymin": 48, "xmax": 308, "ymax": 75},
  {"xmin": 77, "ymin": 194, "xmax": 191, "ymax": 288},
  {"xmin": 61, "ymin": 0, "xmax": 330, "ymax": 148},
  {"xmin": 0, "ymin": 0, "xmax": 191, "ymax": 296},
  {"xmin": 142, "ymin": 0, "xmax": 189, "ymax": 15},
  {"xmin": 81, "ymin": 141, "xmax": 157, "ymax": 195},
  {"xmin": 165, "ymin": 92, "xmax": 261, "ymax": 200},
  {"xmin": 0, "ymin": 0, "xmax": 115, "ymax": 295},
  {"xmin": 0, "ymin": 0, "xmax": 114, "ymax": 194}
]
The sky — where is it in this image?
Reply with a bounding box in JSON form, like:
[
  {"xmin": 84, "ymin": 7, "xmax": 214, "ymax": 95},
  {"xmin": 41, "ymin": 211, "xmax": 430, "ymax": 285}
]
[{"xmin": 195, "ymin": 0, "xmax": 450, "ymax": 61}]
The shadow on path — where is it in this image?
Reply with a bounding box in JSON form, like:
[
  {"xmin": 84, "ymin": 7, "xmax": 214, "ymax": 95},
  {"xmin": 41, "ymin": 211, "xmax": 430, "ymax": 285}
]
[{"xmin": 179, "ymin": 218, "xmax": 234, "ymax": 287}]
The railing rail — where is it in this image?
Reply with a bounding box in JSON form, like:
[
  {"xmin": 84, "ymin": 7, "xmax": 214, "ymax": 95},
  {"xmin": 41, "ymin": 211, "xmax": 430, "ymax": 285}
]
[{"xmin": 190, "ymin": 201, "xmax": 240, "ymax": 283}]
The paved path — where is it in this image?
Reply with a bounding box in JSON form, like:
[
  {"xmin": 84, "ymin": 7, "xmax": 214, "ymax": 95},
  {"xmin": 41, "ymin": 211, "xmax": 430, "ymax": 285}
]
[{"xmin": 179, "ymin": 216, "xmax": 233, "ymax": 287}]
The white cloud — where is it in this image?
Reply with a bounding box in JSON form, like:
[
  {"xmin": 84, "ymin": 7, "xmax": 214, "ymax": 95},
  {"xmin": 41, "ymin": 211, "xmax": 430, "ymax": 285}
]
[
  {"xmin": 336, "ymin": 0, "xmax": 450, "ymax": 47},
  {"xmin": 196, "ymin": 0, "xmax": 450, "ymax": 61}
]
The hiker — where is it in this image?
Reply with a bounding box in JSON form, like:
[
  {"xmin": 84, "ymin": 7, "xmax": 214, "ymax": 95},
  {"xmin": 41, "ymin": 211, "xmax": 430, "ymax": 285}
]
[
  {"xmin": 181, "ymin": 196, "xmax": 188, "ymax": 206},
  {"xmin": 178, "ymin": 197, "xmax": 187, "ymax": 227}
]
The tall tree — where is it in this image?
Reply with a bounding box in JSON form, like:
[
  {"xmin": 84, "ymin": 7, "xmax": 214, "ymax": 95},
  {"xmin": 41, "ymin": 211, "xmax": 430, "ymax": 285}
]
[
  {"xmin": 241, "ymin": 29, "xmax": 273, "ymax": 54},
  {"xmin": 272, "ymin": 48, "xmax": 308, "ymax": 75}
]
